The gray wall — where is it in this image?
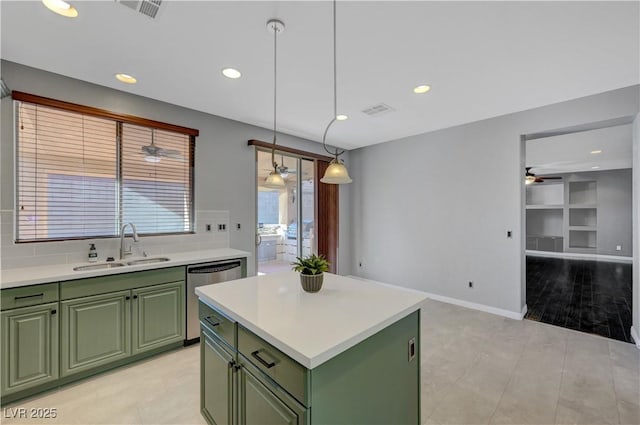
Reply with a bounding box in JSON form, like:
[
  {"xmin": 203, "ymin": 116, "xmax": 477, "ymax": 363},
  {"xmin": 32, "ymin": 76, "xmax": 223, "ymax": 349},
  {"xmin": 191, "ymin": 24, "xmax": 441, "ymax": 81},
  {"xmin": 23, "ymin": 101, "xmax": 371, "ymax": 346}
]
[
  {"xmin": 0, "ymin": 60, "xmax": 352, "ymax": 276},
  {"xmin": 349, "ymin": 85, "xmax": 639, "ymax": 316}
]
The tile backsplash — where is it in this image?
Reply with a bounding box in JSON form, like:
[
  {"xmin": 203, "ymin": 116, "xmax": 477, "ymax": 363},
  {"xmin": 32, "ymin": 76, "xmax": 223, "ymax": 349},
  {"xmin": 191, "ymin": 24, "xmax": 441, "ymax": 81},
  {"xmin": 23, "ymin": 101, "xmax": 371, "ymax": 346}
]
[{"xmin": 0, "ymin": 210, "xmax": 230, "ymax": 269}]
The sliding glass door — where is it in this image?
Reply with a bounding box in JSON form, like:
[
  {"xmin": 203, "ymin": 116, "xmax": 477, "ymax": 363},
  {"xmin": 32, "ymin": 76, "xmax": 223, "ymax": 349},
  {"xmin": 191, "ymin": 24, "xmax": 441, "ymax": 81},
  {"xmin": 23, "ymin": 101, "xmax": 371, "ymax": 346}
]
[{"xmin": 256, "ymin": 150, "xmax": 315, "ymax": 275}]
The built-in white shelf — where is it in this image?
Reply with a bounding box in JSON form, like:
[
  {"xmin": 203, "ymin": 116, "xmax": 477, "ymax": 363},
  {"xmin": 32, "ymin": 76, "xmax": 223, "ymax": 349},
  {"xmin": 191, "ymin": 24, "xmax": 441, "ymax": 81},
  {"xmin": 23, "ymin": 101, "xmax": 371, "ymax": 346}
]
[
  {"xmin": 567, "ymin": 181, "xmax": 597, "ymax": 252},
  {"xmin": 568, "ymin": 225, "xmax": 597, "ymax": 231},
  {"xmin": 568, "ymin": 204, "xmax": 597, "ymax": 209},
  {"xmin": 569, "ymin": 230, "xmax": 597, "ymax": 249},
  {"xmin": 569, "ymin": 181, "xmax": 597, "ymax": 205},
  {"xmin": 526, "ymin": 183, "xmax": 564, "ymax": 206},
  {"xmin": 526, "ymin": 204, "xmax": 563, "ymax": 210},
  {"xmin": 569, "ymin": 208, "xmax": 597, "ymax": 227}
]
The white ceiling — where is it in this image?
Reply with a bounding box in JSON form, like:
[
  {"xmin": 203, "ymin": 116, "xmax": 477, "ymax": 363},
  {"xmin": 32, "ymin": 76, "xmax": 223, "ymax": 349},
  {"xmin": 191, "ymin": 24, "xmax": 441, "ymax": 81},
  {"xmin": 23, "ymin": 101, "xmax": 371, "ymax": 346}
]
[
  {"xmin": 1, "ymin": 1, "xmax": 638, "ymax": 150},
  {"xmin": 526, "ymin": 124, "xmax": 633, "ymax": 175}
]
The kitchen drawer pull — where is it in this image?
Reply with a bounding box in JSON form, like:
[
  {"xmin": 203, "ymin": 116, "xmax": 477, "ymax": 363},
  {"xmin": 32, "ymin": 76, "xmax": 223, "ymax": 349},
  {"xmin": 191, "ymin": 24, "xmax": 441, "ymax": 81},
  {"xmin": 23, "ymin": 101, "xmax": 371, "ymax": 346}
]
[
  {"xmin": 408, "ymin": 337, "xmax": 416, "ymax": 362},
  {"xmin": 251, "ymin": 350, "xmax": 276, "ymax": 369},
  {"xmin": 14, "ymin": 293, "xmax": 44, "ymax": 300},
  {"xmin": 204, "ymin": 316, "xmax": 220, "ymax": 327}
]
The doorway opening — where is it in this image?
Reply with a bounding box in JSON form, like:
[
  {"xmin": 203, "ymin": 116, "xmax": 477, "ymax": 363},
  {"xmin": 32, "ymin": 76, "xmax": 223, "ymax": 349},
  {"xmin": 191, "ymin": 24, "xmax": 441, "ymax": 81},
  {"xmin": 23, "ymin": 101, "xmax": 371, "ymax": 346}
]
[
  {"xmin": 256, "ymin": 150, "xmax": 315, "ymax": 275},
  {"xmin": 523, "ymin": 119, "xmax": 634, "ymax": 343}
]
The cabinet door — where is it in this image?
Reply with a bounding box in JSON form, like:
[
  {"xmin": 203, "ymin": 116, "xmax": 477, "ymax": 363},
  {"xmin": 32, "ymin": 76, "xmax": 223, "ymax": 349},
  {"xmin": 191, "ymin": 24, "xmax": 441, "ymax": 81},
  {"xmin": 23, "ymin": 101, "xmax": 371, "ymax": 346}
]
[
  {"xmin": 1, "ymin": 303, "xmax": 59, "ymax": 395},
  {"xmin": 61, "ymin": 290, "xmax": 131, "ymax": 377},
  {"xmin": 238, "ymin": 366, "xmax": 300, "ymax": 425},
  {"xmin": 132, "ymin": 281, "xmax": 184, "ymax": 355},
  {"xmin": 201, "ymin": 330, "xmax": 235, "ymax": 425}
]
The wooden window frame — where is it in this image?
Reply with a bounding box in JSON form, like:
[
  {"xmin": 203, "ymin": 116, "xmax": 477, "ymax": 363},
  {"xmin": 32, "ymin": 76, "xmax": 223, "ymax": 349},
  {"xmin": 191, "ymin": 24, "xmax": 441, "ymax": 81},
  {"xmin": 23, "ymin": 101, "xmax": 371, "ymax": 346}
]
[{"xmin": 13, "ymin": 92, "xmax": 198, "ymax": 242}]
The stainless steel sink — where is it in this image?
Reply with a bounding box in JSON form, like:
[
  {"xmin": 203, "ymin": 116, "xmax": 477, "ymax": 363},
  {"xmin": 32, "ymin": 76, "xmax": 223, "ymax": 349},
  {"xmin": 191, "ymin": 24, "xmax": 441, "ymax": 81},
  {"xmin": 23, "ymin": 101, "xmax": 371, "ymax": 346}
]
[
  {"xmin": 126, "ymin": 257, "xmax": 171, "ymax": 266},
  {"xmin": 73, "ymin": 262, "xmax": 126, "ymax": 271}
]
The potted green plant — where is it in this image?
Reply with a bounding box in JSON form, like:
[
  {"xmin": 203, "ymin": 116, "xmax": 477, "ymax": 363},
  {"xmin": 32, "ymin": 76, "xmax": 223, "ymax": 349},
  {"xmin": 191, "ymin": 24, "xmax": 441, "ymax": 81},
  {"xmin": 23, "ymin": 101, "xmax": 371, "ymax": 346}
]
[{"xmin": 291, "ymin": 254, "xmax": 330, "ymax": 293}]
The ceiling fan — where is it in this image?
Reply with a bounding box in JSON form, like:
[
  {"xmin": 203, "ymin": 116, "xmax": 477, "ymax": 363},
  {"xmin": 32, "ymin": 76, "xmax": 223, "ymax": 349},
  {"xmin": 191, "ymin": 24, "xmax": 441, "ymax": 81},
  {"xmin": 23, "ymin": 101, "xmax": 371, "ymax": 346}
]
[
  {"xmin": 263, "ymin": 155, "xmax": 296, "ymax": 178},
  {"xmin": 141, "ymin": 129, "xmax": 183, "ymax": 163},
  {"xmin": 525, "ymin": 167, "xmax": 562, "ymax": 184}
]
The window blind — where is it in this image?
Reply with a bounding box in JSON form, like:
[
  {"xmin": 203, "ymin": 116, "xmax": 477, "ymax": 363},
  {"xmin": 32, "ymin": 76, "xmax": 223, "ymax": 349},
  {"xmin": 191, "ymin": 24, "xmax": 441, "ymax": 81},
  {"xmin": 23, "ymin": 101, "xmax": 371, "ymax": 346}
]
[
  {"xmin": 17, "ymin": 102, "xmax": 118, "ymax": 241},
  {"xmin": 121, "ymin": 123, "xmax": 193, "ymax": 234},
  {"xmin": 15, "ymin": 99, "xmax": 194, "ymax": 242}
]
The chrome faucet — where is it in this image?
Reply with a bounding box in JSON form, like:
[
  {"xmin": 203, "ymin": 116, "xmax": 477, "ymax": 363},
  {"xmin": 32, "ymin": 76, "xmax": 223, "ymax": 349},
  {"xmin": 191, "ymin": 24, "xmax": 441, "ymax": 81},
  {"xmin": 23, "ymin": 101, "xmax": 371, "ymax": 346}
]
[{"xmin": 119, "ymin": 223, "xmax": 139, "ymax": 260}]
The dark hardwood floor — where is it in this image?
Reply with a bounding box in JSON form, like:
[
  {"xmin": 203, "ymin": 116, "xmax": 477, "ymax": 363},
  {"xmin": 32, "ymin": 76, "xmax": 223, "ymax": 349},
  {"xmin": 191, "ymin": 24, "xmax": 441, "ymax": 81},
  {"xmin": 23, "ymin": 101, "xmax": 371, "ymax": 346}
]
[{"xmin": 525, "ymin": 256, "xmax": 633, "ymax": 343}]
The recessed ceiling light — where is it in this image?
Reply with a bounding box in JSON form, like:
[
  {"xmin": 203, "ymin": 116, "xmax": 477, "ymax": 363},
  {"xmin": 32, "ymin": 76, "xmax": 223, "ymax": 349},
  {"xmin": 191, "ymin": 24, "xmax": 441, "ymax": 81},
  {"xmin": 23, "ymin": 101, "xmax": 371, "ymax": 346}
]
[
  {"xmin": 592, "ymin": 166, "xmax": 600, "ymax": 169},
  {"xmin": 413, "ymin": 85, "xmax": 431, "ymax": 94},
  {"xmin": 336, "ymin": 114, "xmax": 348, "ymax": 121},
  {"xmin": 590, "ymin": 150, "xmax": 602, "ymax": 154},
  {"xmin": 42, "ymin": 0, "xmax": 78, "ymax": 17},
  {"xmin": 222, "ymin": 68, "xmax": 242, "ymax": 79},
  {"xmin": 115, "ymin": 73, "xmax": 137, "ymax": 84}
]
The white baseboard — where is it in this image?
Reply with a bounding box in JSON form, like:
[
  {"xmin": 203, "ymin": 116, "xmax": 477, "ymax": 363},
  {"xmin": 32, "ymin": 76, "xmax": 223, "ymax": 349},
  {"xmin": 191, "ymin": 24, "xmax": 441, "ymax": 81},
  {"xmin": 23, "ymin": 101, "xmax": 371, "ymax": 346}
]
[
  {"xmin": 346, "ymin": 275, "xmax": 526, "ymax": 320},
  {"xmin": 526, "ymin": 250, "xmax": 632, "ymax": 264},
  {"xmin": 631, "ymin": 326, "xmax": 640, "ymax": 349},
  {"xmin": 420, "ymin": 291, "xmax": 526, "ymax": 321}
]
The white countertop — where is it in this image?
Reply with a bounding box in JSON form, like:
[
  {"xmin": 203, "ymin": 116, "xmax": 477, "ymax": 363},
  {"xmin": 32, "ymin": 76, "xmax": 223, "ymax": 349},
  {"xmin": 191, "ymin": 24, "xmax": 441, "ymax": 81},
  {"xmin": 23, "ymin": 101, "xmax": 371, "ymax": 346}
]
[
  {"xmin": 196, "ymin": 272, "xmax": 427, "ymax": 369},
  {"xmin": 1, "ymin": 248, "xmax": 250, "ymax": 288}
]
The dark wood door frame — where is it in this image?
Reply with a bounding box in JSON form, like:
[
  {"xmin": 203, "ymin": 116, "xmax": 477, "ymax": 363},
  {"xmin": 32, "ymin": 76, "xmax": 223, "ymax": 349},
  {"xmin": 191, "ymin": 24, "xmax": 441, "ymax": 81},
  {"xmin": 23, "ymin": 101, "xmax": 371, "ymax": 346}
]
[{"xmin": 249, "ymin": 140, "xmax": 339, "ymax": 273}]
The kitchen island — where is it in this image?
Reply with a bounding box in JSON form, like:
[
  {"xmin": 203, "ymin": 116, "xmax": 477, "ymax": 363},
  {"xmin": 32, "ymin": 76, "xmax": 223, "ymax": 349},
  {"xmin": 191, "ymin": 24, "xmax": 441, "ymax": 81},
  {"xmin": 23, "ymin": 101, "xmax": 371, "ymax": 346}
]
[{"xmin": 196, "ymin": 271, "xmax": 427, "ymax": 425}]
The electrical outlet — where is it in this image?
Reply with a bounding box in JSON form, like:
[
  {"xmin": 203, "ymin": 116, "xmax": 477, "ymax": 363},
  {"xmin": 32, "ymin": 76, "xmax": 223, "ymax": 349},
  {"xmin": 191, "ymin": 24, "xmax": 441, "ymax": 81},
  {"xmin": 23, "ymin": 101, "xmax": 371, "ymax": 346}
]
[
  {"xmin": 206, "ymin": 224, "xmax": 211, "ymax": 232},
  {"xmin": 468, "ymin": 281, "xmax": 473, "ymax": 288},
  {"xmin": 507, "ymin": 230, "xmax": 512, "ymax": 238},
  {"xmin": 236, "ymin": 223, "xmax": 241, "ymax": 230},
  {"xmin": 217, "ymin": 224, "xmax": 227, "ymax": 232},
  {"xmin": 616, "ymin": 245, "xmax": 622, "ymax": 251}
]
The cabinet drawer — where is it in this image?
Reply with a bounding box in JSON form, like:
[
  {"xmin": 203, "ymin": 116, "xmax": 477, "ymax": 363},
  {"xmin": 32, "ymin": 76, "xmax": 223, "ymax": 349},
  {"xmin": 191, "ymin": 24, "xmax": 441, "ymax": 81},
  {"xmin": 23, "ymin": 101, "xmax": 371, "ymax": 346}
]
[
  {"xmin": 199, "ymin": 302, "xmax": 236, "ymax": 349},
  {"xmin": 1, "ymin": 283, "xmax": 59, "ymax": 310},
  {"xmin": 238, "ymin": 325, "xmax": 307, "ymax": 405},
  {"xmin": 60, "ymin": 267, "xmax": 185, "ymax": 300}
]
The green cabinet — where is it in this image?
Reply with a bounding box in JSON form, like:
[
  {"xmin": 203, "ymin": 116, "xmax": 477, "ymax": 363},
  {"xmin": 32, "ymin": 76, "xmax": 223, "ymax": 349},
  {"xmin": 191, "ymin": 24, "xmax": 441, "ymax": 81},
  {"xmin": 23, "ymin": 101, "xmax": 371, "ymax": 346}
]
[
  {"xmin": 61, "ymin": 276, "xmax": 185, "ymax": 377},
  {"xmin": 200, "ymin": 300, "xmax": 420, "ymax": 425},
  {"xmin": 133, "ymin": 281, "xmax": 184, "ymax": 355},
  {"xmin": 1, "ymin": 302, "xmax": 59, "ymax": 396},
  {"xmin": 2, "ymin": 266, "xmax": 187, "ymax": 404},
  {"xmin": 200, "ymin": 303, "xmax": 307, "ymax": 425},
  {"xmin": 61, "ymin": 290, "xmax": 131, "ymax": 377},
  {"xmin": 201, "ymin": 327, "xmax": 236, "ymax": 425},
  {"xmin": 238, "ymin": 360, "xmax": 305, "ymax": 425}
]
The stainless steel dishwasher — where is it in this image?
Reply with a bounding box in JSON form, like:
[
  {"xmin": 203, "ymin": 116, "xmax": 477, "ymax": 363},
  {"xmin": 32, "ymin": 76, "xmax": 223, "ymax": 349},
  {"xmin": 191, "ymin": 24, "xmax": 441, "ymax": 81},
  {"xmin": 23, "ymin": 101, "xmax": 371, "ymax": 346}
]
[{"xmin": 186, "ymin": 260, "xmax": 243, "ymax": 343}]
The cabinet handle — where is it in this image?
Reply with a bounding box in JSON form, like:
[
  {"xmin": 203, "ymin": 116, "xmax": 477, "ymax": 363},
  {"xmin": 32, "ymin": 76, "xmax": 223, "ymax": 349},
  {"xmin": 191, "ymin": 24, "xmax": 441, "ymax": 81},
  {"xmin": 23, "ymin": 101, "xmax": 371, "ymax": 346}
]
[
  {"xmin": 14, "ymin": 293, "xmax": 44, "ymax": 300},
  {"xmin": 251, "ymin": 350, "xmax": 276, "ymax": 369},
  {"xmin": 228, "ymin": 360, "xmax": 236, "ymax": 369},
  {"xmin": 203, "ymin": 316, "xmax": 220, "ymax": 327},
  {"xmin": 408, "ymin": 337, "xmax": 416, "ymax": 362},
  {"xmin": 125, "ymin": 296, "xmax": 131, "ymax": 300},
  {"xmin": 51, "ymin": 309, "xmax": 57, "ymax": 315},
  {"xmin": 133, "ymin": 295, "xmax": 138, "ymax": 299}
]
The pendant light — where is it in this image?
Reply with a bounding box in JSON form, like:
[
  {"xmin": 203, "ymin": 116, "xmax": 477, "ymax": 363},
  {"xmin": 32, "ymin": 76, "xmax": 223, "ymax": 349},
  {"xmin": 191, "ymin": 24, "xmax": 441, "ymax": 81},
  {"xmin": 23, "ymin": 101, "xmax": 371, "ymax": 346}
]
[
  {"xmin": 320, "ymin": 0, "xmax": 352, "ymax": 185},
  {"xmin": 263, "ymin": 19, "xmax": 286, "ymax": 189}
]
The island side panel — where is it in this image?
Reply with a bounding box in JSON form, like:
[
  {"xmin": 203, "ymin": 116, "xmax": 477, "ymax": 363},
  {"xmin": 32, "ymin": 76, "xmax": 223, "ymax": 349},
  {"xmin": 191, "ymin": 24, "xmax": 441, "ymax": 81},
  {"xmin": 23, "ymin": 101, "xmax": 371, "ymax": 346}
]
[{"xmin": 309, "ymin": 310, "xmax": 420, "ymax": 425}]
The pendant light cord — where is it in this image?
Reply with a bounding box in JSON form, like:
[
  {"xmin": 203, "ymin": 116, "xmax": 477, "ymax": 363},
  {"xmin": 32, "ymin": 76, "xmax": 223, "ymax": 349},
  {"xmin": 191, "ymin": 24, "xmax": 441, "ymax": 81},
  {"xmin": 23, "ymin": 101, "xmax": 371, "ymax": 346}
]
[
  {"xmin": 322, "ymin": 0, "xmax": 346, "ymax": 159},
  {"xmin": 271, "ymin": 21, "xmax": 279, "ymax": 171}
]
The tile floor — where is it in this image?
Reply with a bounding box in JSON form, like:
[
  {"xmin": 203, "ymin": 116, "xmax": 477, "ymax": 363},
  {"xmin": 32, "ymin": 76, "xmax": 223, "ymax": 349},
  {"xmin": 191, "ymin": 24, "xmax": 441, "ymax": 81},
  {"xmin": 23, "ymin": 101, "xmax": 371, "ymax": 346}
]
[{"xmin": 3, "ymin": 299, "xmax": 639, "ymax": 425}]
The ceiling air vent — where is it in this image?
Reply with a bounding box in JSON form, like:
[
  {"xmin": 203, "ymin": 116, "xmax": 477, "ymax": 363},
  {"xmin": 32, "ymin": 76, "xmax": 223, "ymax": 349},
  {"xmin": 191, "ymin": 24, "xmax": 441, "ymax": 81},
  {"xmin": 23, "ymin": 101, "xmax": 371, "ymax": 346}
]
[
  {"xmin": 116, "ymin": 0, "xmax": 163, "ymax": 20},
  {"xmin": 361, "ymin": 103, "xmax": 395, "ymax": 117}
]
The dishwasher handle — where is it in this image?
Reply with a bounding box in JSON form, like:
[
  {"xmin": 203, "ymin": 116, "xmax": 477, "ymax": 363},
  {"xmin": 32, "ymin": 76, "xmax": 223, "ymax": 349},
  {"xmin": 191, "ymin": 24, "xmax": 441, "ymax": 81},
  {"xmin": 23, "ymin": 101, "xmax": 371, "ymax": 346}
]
[{"xmin": 188, "ymin": 261, "xmax": 242, "ymax": 274}]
